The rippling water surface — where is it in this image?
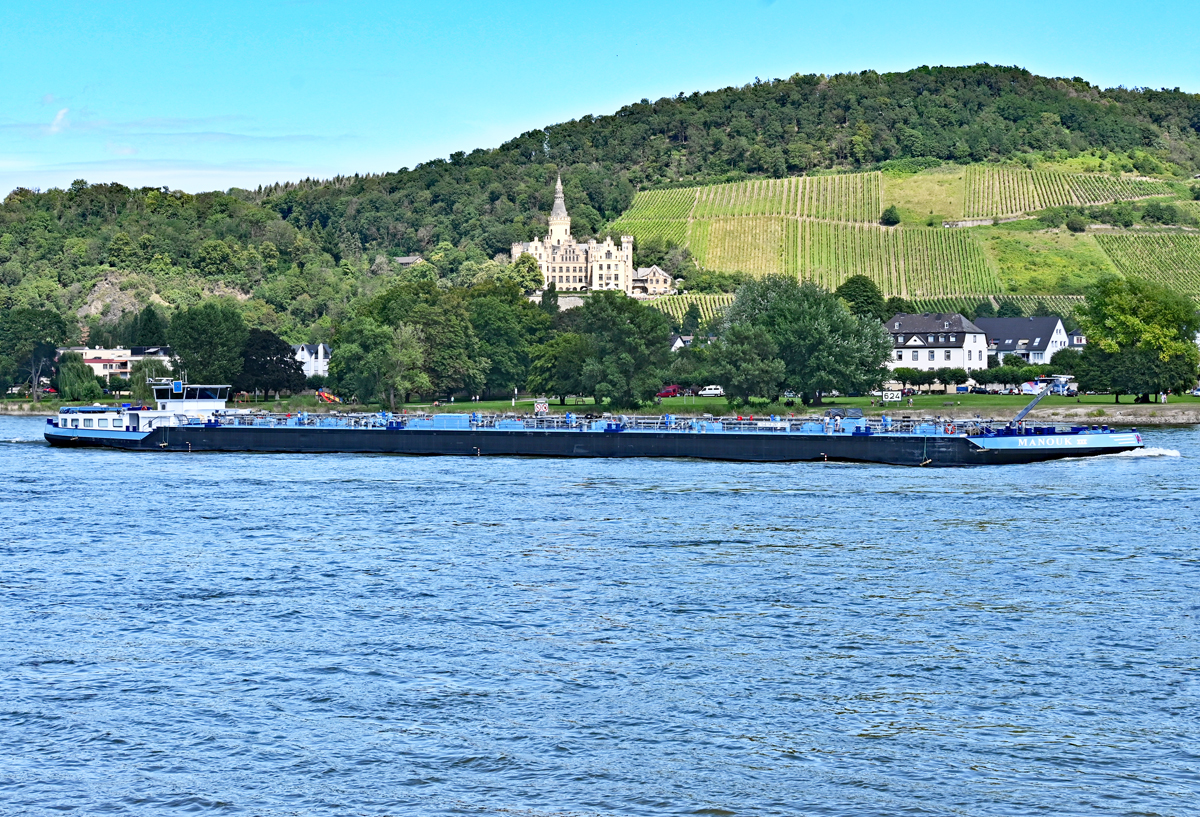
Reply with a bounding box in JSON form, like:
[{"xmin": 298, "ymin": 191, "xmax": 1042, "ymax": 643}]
[{"xmin": 1, "ymin": 415, "xmax": 1198, "ymax": 816}]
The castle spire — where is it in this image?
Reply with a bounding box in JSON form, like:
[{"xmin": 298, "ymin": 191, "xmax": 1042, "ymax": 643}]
[{"xmin": 550, "ymin": 174, "xmax": 568, "ymax": 220}]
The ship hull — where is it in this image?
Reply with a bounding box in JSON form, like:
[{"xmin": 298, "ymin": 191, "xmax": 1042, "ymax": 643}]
[{"xmin": 43, "ymin": 425, "xmax": 1143, "ymax": 467}]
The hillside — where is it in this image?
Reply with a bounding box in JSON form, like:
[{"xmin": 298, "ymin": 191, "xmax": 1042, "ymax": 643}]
[
  {"xmin": 3, "ymin": 64, "xmax": 1200, "ymax": 341},
  {"xmin": 613, "ymin": 162, "xmax": 1200, "ymax": 310}
]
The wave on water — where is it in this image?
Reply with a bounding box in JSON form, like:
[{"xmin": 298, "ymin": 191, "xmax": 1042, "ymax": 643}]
[{"xmin": 1110, "ymin": 446, "xmax": 1182, "ymax": 458}]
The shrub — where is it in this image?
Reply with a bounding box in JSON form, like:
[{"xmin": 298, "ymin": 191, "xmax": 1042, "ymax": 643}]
[{"xmin": 880, "ymin": 205, "xmax": 901, "ymax": 226}]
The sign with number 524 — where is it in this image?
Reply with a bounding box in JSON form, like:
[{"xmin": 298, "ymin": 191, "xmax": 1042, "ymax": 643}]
[{"xmin": 881, "ymin": 391, "xmax": 902, "ymax": 402}]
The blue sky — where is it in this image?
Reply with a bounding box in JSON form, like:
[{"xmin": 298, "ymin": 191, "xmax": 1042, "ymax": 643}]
[{"xmin": 2, "ymin": 0, "xmax": 1198, "ymax": 195}]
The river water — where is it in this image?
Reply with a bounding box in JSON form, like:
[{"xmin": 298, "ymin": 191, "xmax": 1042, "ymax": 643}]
[{"xmin": 1, "ymin": 415, "xmax": 1197, "ymax": 816}]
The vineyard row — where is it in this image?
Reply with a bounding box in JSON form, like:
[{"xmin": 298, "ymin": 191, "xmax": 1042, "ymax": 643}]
[
  {"xmin": 614, "ymin": 173, "xmax": 883, "ymax": 224},
  {"xmin": 1095, "ymin": 233, "xmax": 1200, "ymax": 297},
  {"xmin": 964, "ymin": 166, "xmax": 1174, "ymax": 218}
]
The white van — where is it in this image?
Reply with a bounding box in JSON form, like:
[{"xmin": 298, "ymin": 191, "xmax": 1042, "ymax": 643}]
[{"xmin": 698, "ymin": 385, "xmax": 724, "ymax": 397}]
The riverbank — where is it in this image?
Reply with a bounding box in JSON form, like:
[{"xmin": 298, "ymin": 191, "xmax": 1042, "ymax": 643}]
[{"xmin": 6, "ymin": 399, "xmax": 1199, "ymax": 425}]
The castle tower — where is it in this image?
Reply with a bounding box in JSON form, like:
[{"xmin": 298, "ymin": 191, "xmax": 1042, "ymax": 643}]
[{"xmin": 547, "ymin": 175, "xmax": 570, "ymax": 244}]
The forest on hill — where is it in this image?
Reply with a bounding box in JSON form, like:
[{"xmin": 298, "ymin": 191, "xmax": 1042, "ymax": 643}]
[{"xmin": 3, "ymin": 63, "xmax": 1200, "ymax": 344}]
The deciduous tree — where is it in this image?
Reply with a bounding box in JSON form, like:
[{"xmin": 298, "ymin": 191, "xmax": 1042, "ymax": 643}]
[
  {"xmin": 835, "ymin": 274, "xmax": 888, "ymax": 323},
  {"xmin": 168, "ymin": 300, "xmax": 249, "ymax": 385},
  {"xmin": 706, "ymin": 324, "xmax": 786, "ymax": 407},
  {"xmin": 723, "ymin": 276, "xmax": 891, "ymax": 405},
  {"xmin": 237, "ymin": 329, "xmax": 305, "ymax": 397},
  {"xmin": 574, "ymin": 292, "xmax": 671, "ymax": 408}
]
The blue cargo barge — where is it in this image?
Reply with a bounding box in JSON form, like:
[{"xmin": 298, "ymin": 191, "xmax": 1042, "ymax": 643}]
[{"xmin": 43, "ymin": 379, "xmax": 1144, "ymax": 466}]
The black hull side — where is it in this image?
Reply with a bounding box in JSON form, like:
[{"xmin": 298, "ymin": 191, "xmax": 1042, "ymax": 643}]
[{"xmin": 44, "ymin": 426, "xmax": 1139, "ymax": 466}]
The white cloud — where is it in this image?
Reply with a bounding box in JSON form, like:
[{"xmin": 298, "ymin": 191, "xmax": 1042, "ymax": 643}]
[{"xmin": 48, "ymin": 108, "xmax": 69, "ymax": 134}]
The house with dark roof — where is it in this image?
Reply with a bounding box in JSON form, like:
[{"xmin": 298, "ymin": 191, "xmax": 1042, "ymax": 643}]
[
  {"xmin": 1068, "ymin": 331, "xmax": 1087, "ymax": 349},
  {"xmin": 974, "ymin": 317, "xmax": 1070, "ymax": 364},
  {"xmin": 885, "ymin": 313, "xmax": 989, "ymax": 373},
  {"xmin": 292, "ymin": 343, "xmax": 332, "ymax": 378}
]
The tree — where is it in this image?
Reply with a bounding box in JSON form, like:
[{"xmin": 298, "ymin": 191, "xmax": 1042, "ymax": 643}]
[
  {"xmin": 329, "ymin": 317, "xmax": 388, "ymax": 404},
  {"xmin": 527, "ymin": 332, "xmax": 590, "ymax": 404},
  {"xmin": 936, "ymin": 367, "xmax": 969, "ymax": 389},
  {"xmin": 367, "ymin": 281, "xmax": 487, "ymax": 396},
  {"xmin": 0, "ymin": 308, "xmax": 70, "ymax": 401},
  {"xmin": 133, "ymin": 305, "xmax": 169, "ymax": 346},
  {"xmin": 1065, "ymin": 214, "xmax": 1088, "ymax": 233},
  {"xmin": 681, "ymin": 302, "xmax": 702, "ymax": 335},
  {"xmin": 502, "ymin": 252, "xmax": 544, "ymax": 294},
  {"xmin": 1073, "ymin": 343, "xmax": 1115, "ymax": 399},
  {"xmin": 1111, "ymin": 346, "xmax": 1196, "ymax": 400},
  {"xmin": 883, "ymin": 296, "xmax": 915, "ymax": 317},
  {"xmin": 973, "ymin": 300, "xmax": 997, "ymax": 319},
  {"xmin": 988, "ymin": 365, "xmax": 1023, "ymax": 389},
  {"xmin": 891, "ymin": 367, "xmax": 920, "ymax": 389},
  {"xmin": 55, "ymin": 352, "xmax": 103, "ymax": 402},
  {"xmin": 196, "ymin": 239, "xmax": 235, "ymax": 277},
  {"xmin": 130, "ymin": 358, "xmax": 172, "ymax": 403},
  {"xmin": 468, "ymin": 288, "xmax": 533, "ymax": 396},
  {"xmin": 573, "ymin": 292, "xmax": 672, "ymax": 408},
  {"xmin": 997, "ymin": 300, "xmax": 1024, "ymax": 318},
  {"xmin": 1049, "ymin": 347, "xmax": 1080, "ymax": 371},
  {"xmin": 540, "ymin": 281, "xmax": 559, "ymax": 315},
  {"xmin": 1077, "ymin": 276, "xmax": 1200, "ymax": 400},
  {"xmin": 1079, "ymin": 276, "xmax": 1200, "ymax": 359},
  {"xmin": 1003, "ymin": 353, "xmax": 1028, "ymax": 367},
  {"xmin": 380, "ymin": 324, "xmax": 431, "ymax": 409},
  {"xmin": 706, "ymin": 324, "xmax": 786, "ymax": 407},
  {"xmin": 723, "ymin": 276, "xmax": 892, "ymax": 405},
  {"xmin": 168, "ymin": 300, "xmax": 249, "ymax": 385},
  {"xmin": 909, "ymin": 369, "xmax": 936, "ymax": 393},
  {"xmin": 237, "ymin": 329, "xmax": 305, "ymax": 397},
  {"xmin": 834, "ymin": 274, "xmax": 888, "ymax": 322},
  {"xmin": 0, "ymin": 356, "xmax": 17, "ymax": 398},
  {"xmin": 880, "ymin": 205, "xmax": 901, "ymax": 226}
]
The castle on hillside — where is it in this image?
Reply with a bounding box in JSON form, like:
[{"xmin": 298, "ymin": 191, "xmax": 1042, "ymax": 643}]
[{"xmin": 511, "ymin": 176, "xmax": 675, "ymax": 298}]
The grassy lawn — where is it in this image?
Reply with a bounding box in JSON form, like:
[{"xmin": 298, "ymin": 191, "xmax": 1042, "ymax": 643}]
[
  {"xmin": 977, "ymin": 228, "xmax": 1119, "ymax": 294},
  {"xmin": 883, "ymin": 165, "xmax": 966, "ymax": 224}
]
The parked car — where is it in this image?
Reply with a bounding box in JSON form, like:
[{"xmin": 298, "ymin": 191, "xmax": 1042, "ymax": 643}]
[
  {"xmin": 656, "ymin": 384, "xmax": 683, "ymax": 398},
  {"xmin": 970, "ymin": 386, "xmax": 988, "ymax": 395},
  {"xmin": 698, "ymin": 385, "xmax": 725, "ymax": 397},
  {"xmin": 783, "ymin": 390, "xmax": 797, "ymax": 398}
]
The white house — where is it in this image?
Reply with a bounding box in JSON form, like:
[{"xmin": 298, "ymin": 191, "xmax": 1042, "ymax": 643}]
[
  {"xmin": 292, "ymin": 344, "xmax": 331, "ymax": 378},
  {"xmin": 885, "ymin": 313, "xmax": 990, "ymax": 373},
  {"xmin": 974, "ymin": 316, "xmax": 1071, "ymax": 364},
  {"xmin": 56, "ymin": 345, "xmax": 173, "ymax": 379}
]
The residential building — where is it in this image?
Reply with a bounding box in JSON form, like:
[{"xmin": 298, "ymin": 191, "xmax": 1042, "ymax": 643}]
[
  {"xmin": 631, "ymin": 265, "xmax": 675, "ymax": 297},
  {"xmin": 56, "ymin": 345, "xmax": 173, "ymax": 379},
  {"xmin": 1068, "ymin": 331, "xmax": 1087, "ymax": 350},
  {"xmin": 669, "ymin": 334, "xmax": 694, "ymax": 353},
  {"xmin": 293, "ymin": 343, "xmax": 331, "ymax": 378},
  {"xmin": 974, "ymin": 316, "xmax": 1070, "ymax": 364},
  {"xmin": 511, "ymin": 176, "xmax": 636, "ymax": 295},
  {"xmin": 393, "ymin": 255, "xmax": 423, "ymax": 268},
  {"xmin": 885, "ymin": 313, "xmax": 989, "ymax": 373}
]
